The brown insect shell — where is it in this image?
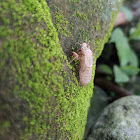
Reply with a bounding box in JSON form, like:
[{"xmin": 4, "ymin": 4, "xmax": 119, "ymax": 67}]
[{"xmin": 78, "ymin": 43, "xmax": 93, "ymax": 86}]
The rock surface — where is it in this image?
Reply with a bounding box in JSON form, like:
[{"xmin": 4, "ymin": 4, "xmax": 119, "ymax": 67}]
[{"xmin": 88, "ymin": 95, "xmax": 140, "ymax": 140}]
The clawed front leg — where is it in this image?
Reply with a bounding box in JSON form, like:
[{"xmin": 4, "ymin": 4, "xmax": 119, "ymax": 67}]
[{"xmin": 69, "ymin": 52, "xmax": 79, "ymax": 64}]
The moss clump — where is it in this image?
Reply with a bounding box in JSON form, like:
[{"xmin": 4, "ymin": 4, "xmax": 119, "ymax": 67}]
[
  {"xmin": 95, "ymin": 21, "xmax": 101, "ymax": 31},
  {"xmin": 78, "ymin": 29, "xmax": 90, "ymax": 42},
  {"xmin": 0, "ymin": 121, "xmax": 11, "ymax": 135},
  {"xmin": 76, "ymin": 11, "xmax": 87, "ymax": 21},
  {"xmin": 69, "ymin": 0, "xmax": 80, "ymax": 3},
  {"xmin": 54, "ymin": 11, "xmax": 71, "ymax": 37}
]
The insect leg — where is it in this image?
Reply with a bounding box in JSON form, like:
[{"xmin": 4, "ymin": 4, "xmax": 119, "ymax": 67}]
[{"xmin": 69, "ymin": 52, "xmax": 79, "ymax": 64}]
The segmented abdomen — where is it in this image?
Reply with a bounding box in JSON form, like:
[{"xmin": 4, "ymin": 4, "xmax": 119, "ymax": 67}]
[{"xmin": 79, "ymin": 65, "xmax": 92, "ymax": 86}]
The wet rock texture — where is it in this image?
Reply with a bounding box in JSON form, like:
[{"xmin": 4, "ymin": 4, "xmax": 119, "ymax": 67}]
[{"xmin": 88, "ymin": 95, "xmax": 140, "ymax": 140}]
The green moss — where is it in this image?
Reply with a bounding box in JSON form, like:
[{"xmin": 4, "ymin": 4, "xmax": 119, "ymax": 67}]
[
  {"xmin": 78, "ymin": 29, "xmax": 90, "ymax": 42},
  {"xmin": 0, "ymin": 26, "xmax": 12, "ymax": 37},
  {"xmin": 69, "ymin": 0, "xmax": 80, "ymax": 3},
  {"xmin": 95, "ymin": 21, "xmax": 101, "ymax": 31},
  {"xmin": 54, "ymin": 11, "xmax": 71, "ymax": 37},
  {"xmin": 95, "ymin": 12, "xmax": 120, "ymax": 58},
  {"xmin": 76, "ymin": 11, "xmax": 87, "ymax": 21},
  {"xmin": 0, "ymin": 121, "xmax": 11, "ymax": 135}
]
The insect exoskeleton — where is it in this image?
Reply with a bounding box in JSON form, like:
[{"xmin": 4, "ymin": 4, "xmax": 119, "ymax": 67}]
[{"xmin": 70, "ymin": 43, "xmax": 93, "ymax": 86}]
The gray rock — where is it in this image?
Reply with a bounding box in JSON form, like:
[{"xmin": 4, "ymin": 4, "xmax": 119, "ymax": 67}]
[{"xmin": 90, "ymin": 95, "xmax": 140, "ymax": 140}]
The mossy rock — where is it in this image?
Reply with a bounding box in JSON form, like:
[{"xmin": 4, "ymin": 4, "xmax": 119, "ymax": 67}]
[
  {"xmin": 89, "ymin": 95, "xmax": 140, "ymax": 140},
  {"xmin": 0, "ymin": 0, "xmax": 122, "ymax": 139},
  {"xmin": 47, "ymin": 0, "xmax": 121, "ymax": 58}
]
